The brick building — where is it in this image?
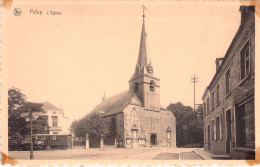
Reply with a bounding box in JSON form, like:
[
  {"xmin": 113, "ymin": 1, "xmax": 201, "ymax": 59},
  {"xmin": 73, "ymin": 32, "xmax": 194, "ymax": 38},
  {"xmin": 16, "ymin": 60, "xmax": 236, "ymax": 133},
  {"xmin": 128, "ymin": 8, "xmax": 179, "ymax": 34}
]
[
  {"xmin": 202, "ymin": 6, "xmax": 255, "ymax": 159},
  {"xmin": 90, "ymin": 13, "xmax": 176, "ymax": 148}
]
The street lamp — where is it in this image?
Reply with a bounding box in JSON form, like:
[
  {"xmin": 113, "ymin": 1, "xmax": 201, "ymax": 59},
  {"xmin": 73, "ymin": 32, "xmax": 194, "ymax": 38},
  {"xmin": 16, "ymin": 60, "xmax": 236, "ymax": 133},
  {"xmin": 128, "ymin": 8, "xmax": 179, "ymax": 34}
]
[{"xmin": 25, "ymin": 109, "xmax": 39, "ymax": 160}]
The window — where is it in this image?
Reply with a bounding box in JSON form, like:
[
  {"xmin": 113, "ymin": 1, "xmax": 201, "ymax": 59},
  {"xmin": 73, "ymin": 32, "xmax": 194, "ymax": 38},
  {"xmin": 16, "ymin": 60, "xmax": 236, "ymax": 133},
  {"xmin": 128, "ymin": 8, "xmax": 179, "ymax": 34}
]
[
  {"xmin": 53, "ymin": 132, "xmax": 58, "ymax": 134},
  {"xmin": 216, "ymin": 116, "xmax": 220, "ymax": 140},
  {"xmin": 134, "ymin": 82, "xmax": 138, "ymax": 93},
  {"xmin": 216, "ymin": 85, "xmax": 220, "ymax": 104},
  {"xmin": 207, "ymin": 98, "xmax": 210, "ymax": 114},
  {"xmin": 211, "ymin": 91, "xmax": 215, "ymax": 110},
  {"xmin": 52, "ymin": 136, "xmax": 56, "ymax": 140},
  {"xmin": 204, "ymin": 127, "xmax": 206, "ymax": 143},
  {"xmin": 203, "ymin": 102, "xmax": 206, "ymax": 117},
  {"xmin": 52, "ymin": 116, "xmax": 58, "ymax": 127},
  {"xmin": 235, "ymin": 99, "xmax": 255, "ymax": 148},
  {"xmin": 240, "ymin": 41, "xmax": 250, "ymax": 80},
  {"xmin": 225, "ymin": 69, "xmax": 230, "ymax": 95},
  {"xmin": 150, "ymin": 80, "xmax": 155, "ymax": 91},
  {"xmin": 211, "ymin": 120, "xmax": 214, "ymax": 140}
]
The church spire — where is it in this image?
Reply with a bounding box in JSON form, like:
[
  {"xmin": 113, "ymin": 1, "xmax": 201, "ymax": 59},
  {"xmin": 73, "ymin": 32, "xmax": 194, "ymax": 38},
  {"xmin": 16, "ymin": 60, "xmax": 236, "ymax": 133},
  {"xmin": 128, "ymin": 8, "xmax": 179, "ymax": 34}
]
[
  {"xmin": 137, "ymin": 5, "xmax": 151, "ymax": 74},
  {"xmin": 130, "ymin": 5, "xmax": 153, "ymax": 82}
]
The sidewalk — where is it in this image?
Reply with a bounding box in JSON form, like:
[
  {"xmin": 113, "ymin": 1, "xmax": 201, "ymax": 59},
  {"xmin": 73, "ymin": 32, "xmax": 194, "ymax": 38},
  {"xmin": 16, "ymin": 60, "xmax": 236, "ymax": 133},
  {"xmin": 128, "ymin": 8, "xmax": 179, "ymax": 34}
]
[
  {"xmin": 193, "ymin": 148, "xmax": 213, "ymax": 160},
  {"xmin": 193, "ymin": 148, "xmax": 231, "ymax": 160}
]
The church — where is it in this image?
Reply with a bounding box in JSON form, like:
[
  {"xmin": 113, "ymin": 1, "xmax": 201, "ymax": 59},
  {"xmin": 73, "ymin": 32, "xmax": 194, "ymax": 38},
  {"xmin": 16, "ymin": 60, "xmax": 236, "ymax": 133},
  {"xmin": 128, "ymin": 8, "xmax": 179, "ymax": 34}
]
[{"xmin": 90, "ymin": 11, "xmax": 176, "ymax": 148}]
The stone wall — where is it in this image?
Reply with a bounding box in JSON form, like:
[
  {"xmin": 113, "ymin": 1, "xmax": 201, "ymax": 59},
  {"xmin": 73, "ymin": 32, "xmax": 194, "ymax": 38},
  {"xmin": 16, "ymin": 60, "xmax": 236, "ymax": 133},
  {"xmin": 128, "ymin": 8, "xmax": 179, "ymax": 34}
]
[{"xmin": 123, "ymin": 104, "xmax": 176, "ymax": 148}]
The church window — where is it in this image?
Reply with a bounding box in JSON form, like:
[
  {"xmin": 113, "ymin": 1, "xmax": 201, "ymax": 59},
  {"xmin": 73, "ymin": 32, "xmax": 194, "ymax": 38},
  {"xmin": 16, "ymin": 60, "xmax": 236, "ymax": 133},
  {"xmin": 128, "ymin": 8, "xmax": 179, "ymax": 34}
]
[
  {"xmin": 134, "ymin": 82, "xmax": 138, "ymax": 93},
  {"xmin": 150, "ymin": 80, "xmax": 155, "ymax": 91}
]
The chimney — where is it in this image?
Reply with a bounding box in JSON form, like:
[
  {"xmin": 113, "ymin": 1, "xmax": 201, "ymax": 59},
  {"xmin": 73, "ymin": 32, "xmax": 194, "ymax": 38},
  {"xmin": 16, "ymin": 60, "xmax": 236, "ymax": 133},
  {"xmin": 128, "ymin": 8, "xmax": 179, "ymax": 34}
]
[
  {"xmin": 215, "ymin": 58, "xmax": 224, "ymax": 72},
  {"xmin": 239, "ymin": 6, "xmax": 254, "ymax": 25},
  {"xmin": 239, "ymin": 6, "xmax": 247, "ymax": 24}
]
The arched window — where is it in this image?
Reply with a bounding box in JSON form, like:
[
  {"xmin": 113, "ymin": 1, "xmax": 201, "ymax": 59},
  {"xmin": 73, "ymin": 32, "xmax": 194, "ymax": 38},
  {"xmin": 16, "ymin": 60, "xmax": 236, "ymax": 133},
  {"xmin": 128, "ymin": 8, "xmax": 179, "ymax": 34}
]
[
  {"xmin": 150, "ymin": 80, "xmax": 155, "ymax": 91},
  {"xmin": 134, "ymin": 82, "xmax": 138, "ymax": 93}
]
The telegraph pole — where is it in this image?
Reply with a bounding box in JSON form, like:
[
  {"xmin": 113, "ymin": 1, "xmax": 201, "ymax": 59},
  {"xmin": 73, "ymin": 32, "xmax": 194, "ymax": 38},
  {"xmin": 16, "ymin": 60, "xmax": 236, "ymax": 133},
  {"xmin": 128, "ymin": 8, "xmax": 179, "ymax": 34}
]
[
  {"xmin": 29, "ymin": 111, "xmax": 34, "ymax": 160},
  {"xmin": 191, "ymin": 74, "xmax": 198, "ymax": 111}
]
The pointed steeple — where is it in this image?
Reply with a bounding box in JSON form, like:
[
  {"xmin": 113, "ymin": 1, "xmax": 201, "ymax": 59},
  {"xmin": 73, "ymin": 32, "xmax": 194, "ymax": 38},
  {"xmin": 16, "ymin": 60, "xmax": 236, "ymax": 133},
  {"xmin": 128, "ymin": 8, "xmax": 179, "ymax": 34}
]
[
  {"xmin": 130, "ymin": 6, "xmax": 154, "ymax": 82},
  {"xmin": 136, "ymin": 7, "xmax": 151, "ymax": 74}
]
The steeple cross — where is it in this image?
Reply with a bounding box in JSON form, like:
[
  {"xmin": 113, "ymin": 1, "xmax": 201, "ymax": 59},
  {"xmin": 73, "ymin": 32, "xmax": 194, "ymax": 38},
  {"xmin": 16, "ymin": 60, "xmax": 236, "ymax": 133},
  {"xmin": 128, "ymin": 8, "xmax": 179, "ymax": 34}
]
[{"xmin": 142, "ymin": 5, "xmax": 147, "ymax": 17}]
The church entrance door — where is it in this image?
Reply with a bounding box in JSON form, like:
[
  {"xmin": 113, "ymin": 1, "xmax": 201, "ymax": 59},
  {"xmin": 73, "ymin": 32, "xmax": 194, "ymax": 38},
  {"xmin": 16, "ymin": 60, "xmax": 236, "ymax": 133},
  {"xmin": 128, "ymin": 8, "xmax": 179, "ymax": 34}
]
[{"xmin": 150, "ymin": 134, "xmax": 157, "ymax": 145}]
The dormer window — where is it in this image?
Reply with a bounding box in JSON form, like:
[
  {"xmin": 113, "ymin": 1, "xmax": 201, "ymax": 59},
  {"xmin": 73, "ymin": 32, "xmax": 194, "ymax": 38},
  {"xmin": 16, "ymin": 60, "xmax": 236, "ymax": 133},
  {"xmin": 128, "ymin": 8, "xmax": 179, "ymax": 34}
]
[{"xmin": 150, "ymin": 80, "xmax": 155, "ymax": 91}]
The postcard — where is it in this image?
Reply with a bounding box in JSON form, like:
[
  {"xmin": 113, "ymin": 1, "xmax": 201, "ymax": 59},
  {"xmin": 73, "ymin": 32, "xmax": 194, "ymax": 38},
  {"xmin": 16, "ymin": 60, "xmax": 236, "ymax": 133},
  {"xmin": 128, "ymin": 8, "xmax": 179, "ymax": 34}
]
[{"xmin": 0, "ymin": 0, "xmax": 259, "ymax": 166}]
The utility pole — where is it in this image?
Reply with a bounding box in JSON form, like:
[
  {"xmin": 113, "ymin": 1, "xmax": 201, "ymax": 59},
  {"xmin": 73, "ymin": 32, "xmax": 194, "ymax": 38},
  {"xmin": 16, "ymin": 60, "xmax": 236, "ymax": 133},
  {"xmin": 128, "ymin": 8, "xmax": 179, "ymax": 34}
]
[
  {"xmin": 29, "ymin": 111, "xmax": 34, "ymax": 160},
  {"xmin": 191, "ymin": 74, "xmax": 198, "ymax": 111}
]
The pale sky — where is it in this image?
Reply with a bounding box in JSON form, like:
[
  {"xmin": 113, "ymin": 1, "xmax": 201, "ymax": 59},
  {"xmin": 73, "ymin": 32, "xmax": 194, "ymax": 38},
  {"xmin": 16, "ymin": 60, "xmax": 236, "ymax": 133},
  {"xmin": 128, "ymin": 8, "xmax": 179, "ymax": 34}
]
[{"xmin": 7, "ymin": 1, "xmax": 242, "ymax": 129}]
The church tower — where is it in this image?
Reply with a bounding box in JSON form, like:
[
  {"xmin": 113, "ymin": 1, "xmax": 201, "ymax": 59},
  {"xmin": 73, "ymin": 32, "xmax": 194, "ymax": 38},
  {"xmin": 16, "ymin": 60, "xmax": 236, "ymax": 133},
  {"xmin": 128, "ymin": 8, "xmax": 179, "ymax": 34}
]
[{"xmin": 129, "ymin": 9, "xmax": 160, "ymax": 111}]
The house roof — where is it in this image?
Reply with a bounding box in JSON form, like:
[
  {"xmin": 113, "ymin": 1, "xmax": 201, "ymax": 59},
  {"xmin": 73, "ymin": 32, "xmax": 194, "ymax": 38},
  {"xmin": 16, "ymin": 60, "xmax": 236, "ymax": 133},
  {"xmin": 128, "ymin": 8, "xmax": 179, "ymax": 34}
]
[
  {"xmin": 90, "ymin": 90, "xmax": 142, "ymax": 117},
  {"xmin": 42, "ymin": 101, "xmax": 61, "ymax": 110}
]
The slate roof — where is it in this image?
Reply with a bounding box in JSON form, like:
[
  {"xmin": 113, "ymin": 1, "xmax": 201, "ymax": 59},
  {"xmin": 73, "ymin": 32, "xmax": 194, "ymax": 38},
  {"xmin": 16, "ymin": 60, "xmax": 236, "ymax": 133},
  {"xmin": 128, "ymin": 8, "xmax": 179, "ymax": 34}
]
[{"xmin": 90, "ymin": 90, "xmax": 142, "ymax": 117}]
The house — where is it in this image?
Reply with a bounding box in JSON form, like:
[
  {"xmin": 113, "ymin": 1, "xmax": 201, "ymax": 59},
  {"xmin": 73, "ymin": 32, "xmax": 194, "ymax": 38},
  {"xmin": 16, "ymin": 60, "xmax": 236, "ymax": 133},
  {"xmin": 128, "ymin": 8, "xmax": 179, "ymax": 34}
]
[
  {"xmin": 202, "ymin": 6, "xmax": 255, "ymax": 159},
  {"xmin": 20, "ymin": 101, "xmax": 69, "ymax": 135},
  {"xmin": 90, "ymin": 12, "xmax": 176, "ymax": 148},
  {"xmin": 42, "ymin": 101, "xmax": 68, "ymax": 135}
]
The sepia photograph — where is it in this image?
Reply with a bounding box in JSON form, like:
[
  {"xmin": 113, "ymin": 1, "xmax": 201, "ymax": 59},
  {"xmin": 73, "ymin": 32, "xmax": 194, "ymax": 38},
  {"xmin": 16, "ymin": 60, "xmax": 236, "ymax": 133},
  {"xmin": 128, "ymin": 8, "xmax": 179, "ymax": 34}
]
[{"xmin": 0, "ymin": 0, "xmax": 258, "ymax": 165}]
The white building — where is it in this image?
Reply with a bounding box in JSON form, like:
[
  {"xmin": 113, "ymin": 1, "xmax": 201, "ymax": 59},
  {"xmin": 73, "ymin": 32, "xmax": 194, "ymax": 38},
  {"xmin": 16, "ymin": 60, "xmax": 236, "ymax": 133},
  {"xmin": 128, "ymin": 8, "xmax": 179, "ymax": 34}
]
[{"xmin": 42, "ymin": 101, "xmax": 69, "ymax": 135}]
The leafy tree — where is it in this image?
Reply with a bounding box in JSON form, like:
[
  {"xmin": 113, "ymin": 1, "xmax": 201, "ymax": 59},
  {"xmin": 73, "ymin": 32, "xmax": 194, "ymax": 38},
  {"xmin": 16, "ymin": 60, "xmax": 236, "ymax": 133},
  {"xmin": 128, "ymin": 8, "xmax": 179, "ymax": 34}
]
[
  {"xmin": 8, "ymin": 87, "xmax": 26, "ymax": 117},
  {"xmin": 70, "ymin": 112, "xmax": 111, "ymax": 147},
  {"xmin": 70, "ymin": 113, "xmax": 111, "ymax": 137},
  {"xmin": 82, "ymin": 113, "xmax": 111, "ymax": 137},
  {"xmin": 8, "ymin": 88, "xmax": 49, "ymax": 136},
  {"xmin": 70, "ymin": 119, "xmax": 86, "ymax": 137},
  {"xmin": 167, "ymin": 102, "xmax": 203, "ymax": 147}
]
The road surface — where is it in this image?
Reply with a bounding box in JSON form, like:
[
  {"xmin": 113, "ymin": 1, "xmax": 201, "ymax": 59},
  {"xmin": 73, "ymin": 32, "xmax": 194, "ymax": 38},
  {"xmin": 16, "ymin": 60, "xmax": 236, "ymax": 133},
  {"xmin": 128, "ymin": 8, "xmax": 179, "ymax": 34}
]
[{"xmin": 9, "ymin": 147, "xmax": 205, "ymax": 160}]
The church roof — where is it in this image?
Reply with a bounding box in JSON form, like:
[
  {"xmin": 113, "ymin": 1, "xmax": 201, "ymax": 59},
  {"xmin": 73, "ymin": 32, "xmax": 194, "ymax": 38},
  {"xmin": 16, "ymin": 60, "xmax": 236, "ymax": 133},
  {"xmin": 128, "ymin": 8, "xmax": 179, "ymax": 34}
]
[{"xmin": 90, "ymin": 90, "xmax": 142, "ymax": 117}]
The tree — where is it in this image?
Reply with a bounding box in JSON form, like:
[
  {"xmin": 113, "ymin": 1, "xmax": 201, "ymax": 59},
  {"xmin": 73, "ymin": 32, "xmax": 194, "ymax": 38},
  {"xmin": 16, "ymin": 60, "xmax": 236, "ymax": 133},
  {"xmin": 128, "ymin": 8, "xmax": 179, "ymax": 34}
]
[
  {"xmin": 8, "ymin": 87, "xmax": 26, "ymax": 117},
  {"xmin": 70, "ymin": 119, "xmax": 86, "ymax": 137},
  {"xmin": 8, "ymin": 88, "xmax": 48, "ymax": 136},
  {"xmin": 70, "ymin": 112, "xmax": 111, "ymax": 147},
  {"xmin": 167, "ymin": 102, "xmax": 203, "ymax": 147},
  {"xmin": 82, "ymin": 113, "xmax": 111, "ymax": 137},
  {"xmin": 70, "ymin": 113, "xmax": 111, "ymax": 137}
]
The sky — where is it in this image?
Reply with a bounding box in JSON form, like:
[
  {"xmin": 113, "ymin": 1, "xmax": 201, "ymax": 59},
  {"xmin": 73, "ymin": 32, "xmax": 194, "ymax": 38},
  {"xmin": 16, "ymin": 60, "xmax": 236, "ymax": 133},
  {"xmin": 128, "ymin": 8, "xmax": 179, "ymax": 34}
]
[{"xmin": 6, "ymin": 1, "xmax": 243, "ymax": 130}]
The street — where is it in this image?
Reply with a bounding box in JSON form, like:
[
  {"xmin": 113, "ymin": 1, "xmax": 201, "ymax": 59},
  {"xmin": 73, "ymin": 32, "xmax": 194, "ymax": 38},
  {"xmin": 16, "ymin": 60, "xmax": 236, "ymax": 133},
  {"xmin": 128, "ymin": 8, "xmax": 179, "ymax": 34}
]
[{"xmin": 8, "ymin": 147, "xmax": 206, "ymax": 160}]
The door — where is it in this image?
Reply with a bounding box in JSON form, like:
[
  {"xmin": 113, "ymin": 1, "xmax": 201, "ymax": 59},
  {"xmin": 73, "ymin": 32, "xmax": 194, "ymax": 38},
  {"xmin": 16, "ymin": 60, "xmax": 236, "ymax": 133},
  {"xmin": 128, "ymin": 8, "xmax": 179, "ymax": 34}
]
[
  {"xmin": 150, "ymin": 134, "xmax": 157, "ymax": 145},
  {"xmin": 207, "ymin": 125, "xmax": 210, "ymax": 150},
  {"xmin": 226, "ymin": 110, "xmax": 231, "ymax": 153}
]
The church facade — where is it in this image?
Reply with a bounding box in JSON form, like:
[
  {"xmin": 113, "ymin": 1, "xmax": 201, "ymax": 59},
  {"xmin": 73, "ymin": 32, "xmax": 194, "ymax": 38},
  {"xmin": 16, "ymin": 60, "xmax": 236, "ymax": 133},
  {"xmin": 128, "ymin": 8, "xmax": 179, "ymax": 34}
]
[{"xmin": 90, "ymin": 13, "xmax": 176, "ymax": 148}]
